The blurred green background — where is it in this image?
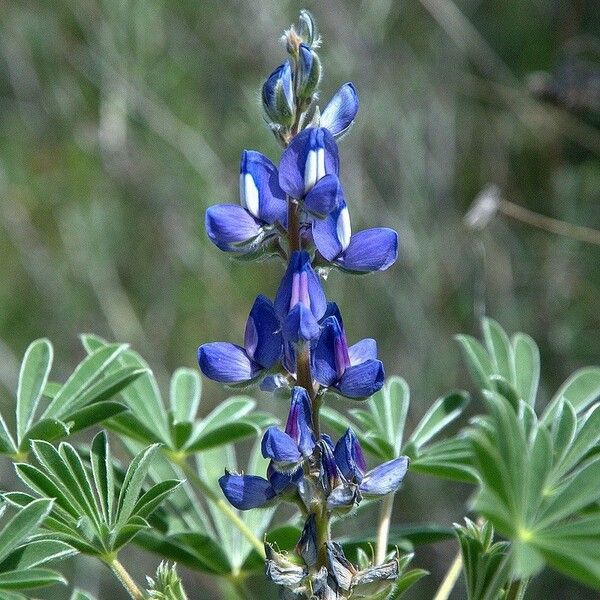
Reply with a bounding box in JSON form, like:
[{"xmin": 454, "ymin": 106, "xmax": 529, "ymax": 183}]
[{"xmin": 0, "ymin": 0, "xmax": 598, "ymax": 598}]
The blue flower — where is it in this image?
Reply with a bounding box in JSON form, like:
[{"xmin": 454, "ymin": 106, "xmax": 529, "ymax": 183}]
[
  {"xmin": 219, "ymin": 388, "xmax": 315, "ymax": 510},
  {"xmin": 312, "ymin": 315, "xmax": 384, "ymax": 399},
  {"xmin": 262, "ymin": 61, "xmax": 295, "ymax": 126},
  {"xmin": 274, "ymin": 250, "xmax": 327, "ymax": 343},
  {"xmin": 239, "ymin": 150, "xmax": 288, "ymax": 225},
  {"xmin": 335, "ymin": 429, "xmax": 409, "ymax": 497},
  {"xmin": 218, "ymin": 466, "xmax": 302, "ymax": 511},
  {"xmin": 320, "ymin": 83, "xmax": 359, "ymax": 138},
  {"xmin": 198, "ymin": 295, "xmax": 281, "ymax": 385},
  {"xmin": 218, "ymin": 472, "xmax": 276, "ymax": 510},
  {"xmin": 333, "ymin": 427, "xmax": 366, "ymax": 484},
  {"xmin": 303, "ymin": 174, "xmax": 344, "ymax": 218},
  {"xmin": 262, "ymin": 386, "xmax": 315, "ymax": 471},
  {"xmin": 313, "ymin": 204, "xmax": 398, "ymax": 273},
  {"xmin": 279, "ymin": 128, "xmax": 339, "ymax": 198},
  {"xmin": 205, "ymin": 151, "xmax": 287, "ymax": 253}
]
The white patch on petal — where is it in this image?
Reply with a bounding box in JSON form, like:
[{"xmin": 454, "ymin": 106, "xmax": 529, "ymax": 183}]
[
  {"xmin": 240, "ymin": 173, "xmax": 260, "ymax": 218},
  {"xmin": 304, "ymin": 149, "xmax": 318, "ymax": 193},
  {"xmin": 321, "ymin": 95, "xmax": 342, "ymax": 130},
  {"xmin": 316, "ymin": 147, "xmax": 325, "ymax": 181},
  {"xmin": 337, "ymin": 206, "xmax": 351, "ymax": 250}
]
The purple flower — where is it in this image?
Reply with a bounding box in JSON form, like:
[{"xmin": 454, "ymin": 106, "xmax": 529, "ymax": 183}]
[
  {"xmin": 262, "ymin": 61, "xmax": 294, "ymax": 126},
  {"xmin": 335, "ymin": 429, "xmax": 409, "ymax": 497},
  {"xmin": 313, "ymin": 205, "xmax": 398, "ymax": 273},
  {"xmin": 218, "ymin": 472, "xmax": 277, "ymax": 510},
  {"xmin": 218, "ymin": 465, "xmax": 302, "ymax": 511},
  {"xmin": 262, "ymin": 387, "xmax": 316, "ymax": 471},
  {"xmin": 312, "ymin": 315, "xmax": 384, "ymax": 399},
  {"xmin": 198, "ymin": 295, "xmax": 281, "ymax": 385},
  {"xmin": 320, "ymin": 83, "xmax": 359, "ymax": 138},
  {"xmin": 279, "ymin": 128, "xmax": 339, "ymax": 198},
  {"xmin": 333, "ymin": 427, "xmax": 366, "ymax": 484},
  {"xmin": 205, "ymin": 151, "xmax": 287, "ymax": 253},
  {"xmin": 275, "ymin": 250, "xmax": 327, "ymax": 343},
  {"xmin": 303, "ymin": 174, "xmax": 344, "ymax": 218}
]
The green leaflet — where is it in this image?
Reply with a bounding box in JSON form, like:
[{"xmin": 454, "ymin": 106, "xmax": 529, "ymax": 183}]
[
  {"xmin": 0, "ymin": 499, "xmax": 71, "ymax": 595},
  {"xmin": 0, "ymin": 337, "xmax": 144, "ymax": 457},
  {"xmin": 321, "ymin": 379, "xmax": 470, "ymax": 482},
  {"xmin": 13, "ymin": 432, "xmax": 181, "ymax": 557},
  {"xmin": 16, "ymin": 339, "xmax": 53, "ymax": 445},
  {"xmin": 80, "ymin": 336, "xmax": 275, "ymax": 455}
]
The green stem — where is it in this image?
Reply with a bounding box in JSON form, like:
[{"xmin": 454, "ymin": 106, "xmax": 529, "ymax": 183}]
[
  {"xmin": 223, "ymin": 575, "xmax": 254, "ymax": 600},
  {"xmin": 432, "ymin": 551, "xmax": 463, "ymax": 600},
  {"xmin": 108, "ymin": 558, "xmax": 146, "ymax": 600},
  {"xmin": 506, "ymin": 578, "xmax": 529, "ymax": 600},
  {"xmin": 170, "ymin": 454, "xmax": 266, "ymax": 559}
]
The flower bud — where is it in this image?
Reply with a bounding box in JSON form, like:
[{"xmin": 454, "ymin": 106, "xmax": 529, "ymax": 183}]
[
  {"xmin": 297, "ymin": 43, "xmax": 322, "ymax": 100},
  {"xmin": 298, "ymin": 10, "xmax": 317, "ymax": 47},
  {"xmin": 262, "ymin": 61, "xmax": 295, "ymax": 127}
]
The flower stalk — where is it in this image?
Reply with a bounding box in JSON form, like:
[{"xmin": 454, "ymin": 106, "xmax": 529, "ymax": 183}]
[
  {"xmin": 376, "ymin": 493, "xmax": 396, "ymax": 564},
  {"xmin": 432, "ymin": 551, "xmax": 463, "ymax": 600},
  {"xmin": 108, "ymin": 557, "xmax": 146, "ymax": 600}
]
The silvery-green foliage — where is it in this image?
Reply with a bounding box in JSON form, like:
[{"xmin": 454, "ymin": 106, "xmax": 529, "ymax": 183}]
[
  {"xmin": 463, "ymin": 320, "xmax": 600, "ymax": 590},
  {"xmin": 0, "ymin": 497, "xmax": 75, "ymax": 598},
  {"xmin": 4, "ymin": 433, "xmax": 181, "ymax": 557},
  {"xmin": 321, "ymin": 377, "xmax": 474, "ymax": 483},
  {"xmin": 0, "ymin": 338, "xmax": 146, "ymax": 458},
  {"xmin": 455, "ymin": 519, "xmax": 510, "ymax": 600},
  {"xmin": 80, "ymin": 335, "xmax": 275, "ymax": 455}
]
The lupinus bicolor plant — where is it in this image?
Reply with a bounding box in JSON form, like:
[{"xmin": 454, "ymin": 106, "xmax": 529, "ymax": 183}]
[{"xmin": 198, "ymin": 11, "xmax": 408, "ymax": 599}]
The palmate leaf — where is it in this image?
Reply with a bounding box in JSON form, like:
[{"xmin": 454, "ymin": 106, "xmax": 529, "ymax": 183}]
[
  {"xmin": 457, "ymin": 318, "xmax": 540, "ymax": 408},
  {"xmin": 10, "ymin": 432, "xmax": 181, "ymax": 557},
  {"xmin": 16, "ymin": 339, "xmax": 53, "ymax": 446},
  {"xmin": 459, "ymin": 320, "xmax": 600, "ymax": 590},
  {"xmin": 0, "ymin": 338, "xmax": 145, "ymax": 457},
  {"xmin": 0, "ymin": 499, "xmax": 72, "ymax": 595},
  {"xmin": 170, "ymin": 368, "xmax": 201, "ymax": 424},
  {"xmin": 470, "ymin": 391, "xmax": 600, "ymax": 589},
  {"xmin": 134, "ymin": 531, "xmax": 231, "ymax": 575},
  {"xmin": 322, "ymin": 377, "xmax": 471, "ymax": 482},
  {"xmin": 542, "ymin": 366, "xmax": 600, "ymax": 424},
  {"xmin": 81, "ymin": 336, "xmax": 276, "ymax": 454},
  {"xmin": 81, "ymin": 335, "xmax": 171, "ymax": 445}
]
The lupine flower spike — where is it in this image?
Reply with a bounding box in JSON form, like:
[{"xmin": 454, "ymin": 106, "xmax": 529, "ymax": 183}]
[{"xmin": 199, "ymin": 10, "xmax": 407, "ymax": 599}]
